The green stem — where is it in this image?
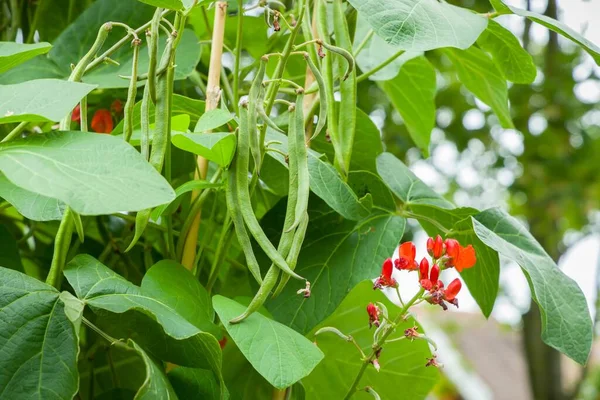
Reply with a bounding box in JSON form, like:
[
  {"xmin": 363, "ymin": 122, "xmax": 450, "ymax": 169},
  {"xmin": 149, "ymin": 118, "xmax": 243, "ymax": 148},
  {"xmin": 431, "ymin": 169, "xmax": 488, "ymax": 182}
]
[
  {"xmin": 1, "ymin": 121, "xmax": 27, "ymax": 143},
  {"xmin": 206, "ymin": 216, "xmax": 233, "ymax": 292},
  {"xmin": 353, "ymin": 29, "xmax": 373, "ymax": 57},
  {"xmin": 343, "ymin": 288, "xmax": 425, "ymax": 399},
  {"xmin": 356, "ymin": 49, "xmax": 404, "ymax": 83},
  {"xmin": 26, "ymin": 0, "xmax": 42, "ymax": 43},
  {"xmin": 46, "ymin": 207, "xmax": 75, "ymax": 289},
  {"xmin": 80, "ymin": 96, "xmax": 88, "ymax": 132},
  {"xmin": 233, "ymin": 0, "xmax": 244, "ymax": 110},
  {"xmin": 8, "ymin": 0, "xmax": 20, "ymax": 41}
]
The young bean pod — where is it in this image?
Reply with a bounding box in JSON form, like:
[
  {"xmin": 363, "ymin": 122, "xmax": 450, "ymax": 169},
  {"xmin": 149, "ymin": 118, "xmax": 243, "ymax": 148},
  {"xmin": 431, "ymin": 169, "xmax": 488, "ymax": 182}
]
[
  {"xmin": 123, "ymin": 38, "xmax": 141, "ymax": 143},
  {"xmin": 303, "ymin": 52, "xmax": 327, "ymax": 141},
  {"xmin": 320, "ymin": 41, "xmax": 355, "ymax": 81},
  {"xmin": 147, "ymin": 8, "xmax": 162, "ymax": 104},
  {"xmin": 273, "ymin": 211, "xmax": 308, "ymax": 297},
  {"xmin": 248, "ymin": 58, "xmax": 267, "ymax": 172},
  {"xmin": 140, "ymin": 83, "xmax": 151, "ymax": 161},
  {"xmin": 236, "ymin": 100, "xmax": 304, "ymax": 281}
]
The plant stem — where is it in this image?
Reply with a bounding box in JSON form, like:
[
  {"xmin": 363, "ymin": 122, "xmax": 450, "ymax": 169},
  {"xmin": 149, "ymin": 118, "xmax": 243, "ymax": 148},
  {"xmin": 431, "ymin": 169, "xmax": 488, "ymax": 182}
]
[
  {"xmin": 356, "ymin": 49, "xmax": 404, "ymax": 83},
  {"xmin": 1, "ymin": 121, "xmax": 27, "ymax": 143},
  {"xmin": 46, "ymin": 207, "xmax": 75, "ymax": 289},
  {"xmin": 343, "ymin": 288, "xmax": 425, "ymax": 399},
  {"xmin": 233, "ymin": 0, "xmax": 244, "ymax": 110},
  {"xmin": 80, "ymin": 96, "xmax": 88, "ymax": 132},
  {"xmin": 353, "ymin": 29, "xmax": 373, "ymax": 57},
  {"xmin": 180, "ymin": 1, "xmax": 227, "ymax": 271}
]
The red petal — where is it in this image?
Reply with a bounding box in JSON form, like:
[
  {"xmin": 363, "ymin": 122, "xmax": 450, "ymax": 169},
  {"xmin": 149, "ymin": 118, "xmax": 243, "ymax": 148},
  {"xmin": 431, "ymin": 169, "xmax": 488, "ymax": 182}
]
[
  {"xmin": 430, "ymin": 264, "xmax": 440, "ymax": 283},
  {"xmin": 399, "ymin": 242, "xmax": 416, "ymax": 261},
  {"xmin": 433, "ymin": 235, "xmax": 444, "ymax": 258},
  {"xmin": 71, "ymin": 104, "xmax": 81, "ymax": 122},
  {"xmin": 444, "ymin": 239, "xmax": 460, "ymax": 260},
  {"xmin": 91, "ymin": 109, "xmax": 113, "ymax": 134},
  {"xmin": 445, "ymin": 279, "xmax": 462, "ymax": 301},
  {"xmin": 382, "ymin": 258, "xmax": 394, "ymax": 279},
  {"xmin": 455, "ymin": 245, "xmax": 477, "ymax": 272},
  {"xmin": 419, "ymin": 258, "xmax": 429, "ymax": 280}
]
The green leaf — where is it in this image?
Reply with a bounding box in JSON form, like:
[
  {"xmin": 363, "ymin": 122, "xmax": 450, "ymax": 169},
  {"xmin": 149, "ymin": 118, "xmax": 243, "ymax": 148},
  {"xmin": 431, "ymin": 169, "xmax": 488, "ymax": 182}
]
[
  {"xmin": 348, "ymin": 0, "xmax": 487, "ymax": 51},
  {"xmin": 169, "ymin": 367, "xmax": 222, "ymax": 400},
  {"xmin": 347, "ymin": 170, "xmax": 396, "ymax": 213},
  {"xmin": 129, "ymin": 340, "xmax": 180, "ymax": 399},
  {"xmin": 349, "ymin": 108, "xmax": 384, "ymax": 172},
  {"xmin": 0, "ymin": 225, "xmax": 23, "ymax": 272},
  {"xmin": 172, "ymin": 132, "xmax": 237, "ymax": 167},
  {"xmin": 477, "ymin": 19, "xmax": 537, "ymax": 84},
  {"xmin": 213, "ymin": 295, "xmax": 324, "ymax": 389},
  {"xmin": 267, "ymin": 201, "xmax": 406, "ymax": 333},
  {"xmin": 0, "ymin": 267, "xmax": 79, "ymax": 399},
  {"xmin": 472, "ymin": 208, "xmax": 593, "ymax": 364},
  {"xmin": 0, "ymin": 79, "xmax": 95, "ymax": 124},
  {"xmin": 490, "ymin": 0, "xmax": 600, "ymax": 65},
  {"xmin": 0, "ymin": 173, "xmax": 66, "ymax": 221},
  {"xmin": 84, "ymin": 29, "xmax": 201, "ymax": 89},
  {"xmin": 379, "ymin": 56, "xmax": 436, "ymax": 156},
  {"xmin": 376, "ymin": 152, "xmax": 499, "ymax": 317},
  {"xmin": 136, "ymin": 0, "xmax": 184, "ymax": 10},
  {"xmin": 303, "ymin": 281, "xmax": 438, "ymax": 398},
  {"xmin": 151, "ymin": 179, "xmax": 223, "ymax": 220},
  {"xmin": 0, "ymin": 42, "xmax": 52, "ymax": 73},
  {"xmin": 353, "ymin": 14, "xmax": 421, "ymax": 81},
  {"xmin": 63, "ymin": 255, "xmax": 226, "ymax": 398},
  {"xmin": 112, "ymin": 94, "xmax": 205, "ymax": 135},
  {"xmin": 143, "ymin": 260, "xmax": 219, "ymax": 336},
  {"xmin": 444, "ymin": 47, "xmax": 514, "ymax": 128},
  {"xmin": 266, "ymin": 130, "xmax": 370, "ymax": 221},
  {"xmin": 194, "ymin": 109, "xmax": 234, "ymax": 132},
  {"xmin": 0, "ymin": 131, "xmax": 175, "ymax": 215}
]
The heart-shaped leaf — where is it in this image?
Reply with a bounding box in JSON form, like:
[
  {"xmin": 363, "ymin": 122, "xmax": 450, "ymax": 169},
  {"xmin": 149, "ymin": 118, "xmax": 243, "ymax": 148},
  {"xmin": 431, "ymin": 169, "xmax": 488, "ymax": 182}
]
[
  {"xmin": 172, "ymin": 131, "xmax": 237, "ymax": 167},
  {"xmin": 0, "ymin": 79, "xmax": 95, "ymax": 124},
  {"xmin": 0, "ymin": 42, "xmax": 52, "ymax": 73},
  {"xmin": 0, "ymin": 131, "xmax": 175, "ymax": 215},
  {"xmin": 213, "ymin": 295, "xmax": 324, "ymax": 389}
]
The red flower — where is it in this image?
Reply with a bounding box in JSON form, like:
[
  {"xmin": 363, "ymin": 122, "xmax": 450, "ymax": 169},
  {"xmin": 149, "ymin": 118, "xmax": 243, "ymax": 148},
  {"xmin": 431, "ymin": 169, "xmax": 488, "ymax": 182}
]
[
  {"xmin": 420, "ymin": 261, "xmax": 462, "ymax": 310},
  {"xmin": 366, "ymin": 303, "xmax": 380, "ymax": 328},
  {"xmin": 91, "ymin": 109, "xmax": 113, "ymax": 134},
  {"xmin": 427, "ymin": 235, "xmax": 444, "ymax": 259},
  {"xmin": 420, "ymin": 262, "xmax": 442, "ymax": 292},
  {"xmin": 444, "ymin": 279, "xmax": 462, "ymax": 302},
  {"xmin": 444, "ymin": 239, "xmax": 477, "ymax": 272},
  {"xmin": 373, "ymin": 258, "xmax": 398, "ymax": 289},
  {"xmin": 394, "ymin": 242, "xmax": 417, "ymax": 270},
  {"xmin": 71, "ymin": 104, "xmax": 81, "ymax": 122},
  {"xmin": 110, "ymin": 99, "xmax": 124, "ymax": 114}
]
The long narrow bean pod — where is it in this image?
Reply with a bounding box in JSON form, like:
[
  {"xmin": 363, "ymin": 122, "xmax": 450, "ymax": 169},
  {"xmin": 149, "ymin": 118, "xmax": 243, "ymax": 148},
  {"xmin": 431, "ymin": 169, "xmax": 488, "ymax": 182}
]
[
  {"xmin": 236, "ymin": 100, "xmax": 304, "ymax": 281},
  {"xmin": 273, "ymin": 211, "xmax": 308, "ymax": 297},
  {"xmin": 286, "ymin": 91, "xmax": 309, "ymax": 233},
  {"xmin": 332, "ymin": 0, "xmax": 357, "ymax": 173},
  {"xmin": 226, "ymin": 164, "xmax": 263, "ymax": 285},
  {"xmin": 140, "ymin": 83, "xmax": 151, "ymax": 160},
  {"xmin": 230, "ymin": 105, "xmax": 302, "ymax": 323},
  {"xmin": 147, "ymin": 8, "xmax": 162, "ymax": 104},
  {"xmin": 123, "ymin": 38, "xmax": 141, "ymax": 143},
  {"xmin": 248, "ymin": 57, "xmax": 267, "ymax": 172},
  {"xmin": 303, "ymin": 52, "xmax": 327, "ymax": 141}
]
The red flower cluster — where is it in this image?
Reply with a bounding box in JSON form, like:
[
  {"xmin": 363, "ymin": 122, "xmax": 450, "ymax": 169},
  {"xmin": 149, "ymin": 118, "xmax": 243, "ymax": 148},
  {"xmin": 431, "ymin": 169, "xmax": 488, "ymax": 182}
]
[{"xmin": 420, "ymin": 257, "xmax": 462, "ymax": 310}]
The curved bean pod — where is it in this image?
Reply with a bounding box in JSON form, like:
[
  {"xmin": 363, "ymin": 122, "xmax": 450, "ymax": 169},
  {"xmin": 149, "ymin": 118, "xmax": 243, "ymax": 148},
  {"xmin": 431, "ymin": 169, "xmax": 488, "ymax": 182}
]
[
  {"xmin": 248, "ymin": 58, "xmax": 267, "ymax": 172},
  {"xmin": 304, "ymin": 52, "xmax": 327, "ymax": 141}
]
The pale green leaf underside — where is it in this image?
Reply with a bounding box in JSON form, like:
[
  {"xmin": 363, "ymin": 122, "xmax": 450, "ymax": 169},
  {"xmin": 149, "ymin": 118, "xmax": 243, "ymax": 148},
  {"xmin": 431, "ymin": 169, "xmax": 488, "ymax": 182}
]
[
  {"xmin": 472, "ymin": 208, "xmax": 593, "ymax": 364},
  {"xmin": 172, "ymin": 131, "xmax": 236, "ymax": 167},
  {"xmin": 379, "ymin": 57, "xmax": 436, "ymax": 156},
  {"xmin": 129, "ymin": 340, "xmax": 179, "ymax": 400},
  {"xmin": 0, "ymin": 131, "xmax": 175, "ymax": 215},
  {"xmin": 0, "ymin": 42, "xmax": 52, "ymax": 74},
  {"xmin": 213, "ymin": 295, "xmax": 324, "ymax": 389},
  {"xmin": 303, "ymin": 281, "xmax": 438, "ymax": 399},
  {"xmin": 348, "ymin": 0, "xmax": 488, "ymax": 52},
  {"xmin": 194, "ymin": 109, "xmax": 234, "ymax": 132},
  {"xmin": 0, "ymin": 267, "xmax": 79, "ymax": 400},
  {"xmin": 0, "ymin": 79, "xmax": 95, "ymax": 124},
  {"xmin": 0, "ymin": 173, "xmax": 65, "ymax": 221}
]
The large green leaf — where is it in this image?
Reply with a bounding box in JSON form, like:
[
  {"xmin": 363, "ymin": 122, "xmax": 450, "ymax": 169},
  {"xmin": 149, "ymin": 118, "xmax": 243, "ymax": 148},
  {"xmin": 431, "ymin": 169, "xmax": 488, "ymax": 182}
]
[
  {"xmin": 0, "ymin": 225, "xmax": 23, "ymax": 272},
  {"xmin": 472, "ymin": 208, "xmax": 593, "ymax": 364},
  {"xmin": 172, "ymin": 132, "xmax": 236, "ymax": 167},
  {"xmin": 266, "ymin": 130, "xmax": 371, "ymax": 221},
  {"xmin": 194, "ymin": 109, "xmax": 234, "ymax": 132},
  {"xmin": 0, "ymin": 131, "xmax": 175, "ymax": 215},
  {"xmin": 490, "ymin": 0, "xmax": 600, "ymax": 65},
  {"xmin": 0, "ymin": 267, "xmax": 80, "ymax": 399},
  {"xmin": 0, "ymin": 42, "xmax": 52, "ymax": 73},
  {"xmin": 0, "ymin": 173, "xmax": 65, "ymax": 221},
  {"xmin": 376, "ymin": 152, "xmax": 499, "ymax": 317},
  {"xmin": 213, "ymin": 295, "xmax": 324, "ymax": 389},
  {"xmin": 266, "ymin": 199, "xmax": 406, "ymax": 333},
  {"xmin": 137, "ymin": 0, "xmax": 184, "ymax": 10},
  {"xmin": 303, "ymin": 280, "xmax": 438, "ymax": 399},
  {"xmin": 348, "ymin": 0, "xmax": 487, "ymax": 52},
  {"xmin": 0, "ymin": 79, "xmax": 95, "ymax": 124},
  {"xmin": 444, "ymin": 47, "xmax": 513, "ymax": 129},
  {"xmin": 129, "ymin": 340, "xmax": 179, "ymax": 399},
  {"xmin": 379, "ymin": 56, "xmax": 436, "ymax": 156},
  {"xmin": 477, "ymin": 19, "xmax": 537, "ymax": 84},
  {"xmin": 169, "ymin": 367, "xmax": 221, "ymax": 400}
]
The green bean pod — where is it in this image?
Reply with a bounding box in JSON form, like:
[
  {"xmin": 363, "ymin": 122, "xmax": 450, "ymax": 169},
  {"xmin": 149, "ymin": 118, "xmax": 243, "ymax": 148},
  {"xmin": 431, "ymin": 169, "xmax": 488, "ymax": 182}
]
[
  {"xmin": 304, "ymin": 53, "xmax": 327, "ymax": 141},
  {"xmin": 272, "ymin": 211, "xmax": 308, "ymax": 297},
  {"xmin": 140, "ymin": 83, "xmax": 151, "ymax": 161},
  {"xmin": 226, "ymin": 166, "xmax": 263, "ymax": 285},
  {"xmin": 71, "ymin": 210, "xmax": 85, "ymax": 243},
  {"xmin": 285, "ymin": 92, "xmax": 309, "ymax": 233},
  {"xmin": 229, "ymin": 266, "xmax": 280, "ymax": 324},
  {"xmin": 147, "ymin": 8, "xmax": 162, "ymax": 104},
  {"xmin": 320, "ymin": 41, "xmax": 355, "ymax": 81},
  {"xmin": 236, "ymin": 101, "xmax": 304, "ymax": 281},
  {"xmin": 257, "ymin": 102, "xmax": 284, "ymax": 133},
  {"xmin": 248, "ymin": 58, "xmax": 267, "ymax": 172},
  {"xmin": 123, "ymin": 38, "xmax": 141, "ymax": 143}
]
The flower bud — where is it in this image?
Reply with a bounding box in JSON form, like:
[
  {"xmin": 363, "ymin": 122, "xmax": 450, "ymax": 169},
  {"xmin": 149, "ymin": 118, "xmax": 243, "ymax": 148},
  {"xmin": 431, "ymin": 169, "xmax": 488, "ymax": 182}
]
[
  {"xmin": 444, "ymin": 239, "xmax": 460, "ymax": 261},
  {"xmin": 419, "ymin": 258, "xmax": 429, "ymax": 280},
  {"xmin": 433, "ymin": 235, "xmax": 444, "ymax": 258},
  {"xmin": 429, "ymin": 264, "xmax": 440, "ymax": 284},
  {"xmin": 445, "ymin": 278, "xmax": 462, "ymax": 301}
]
